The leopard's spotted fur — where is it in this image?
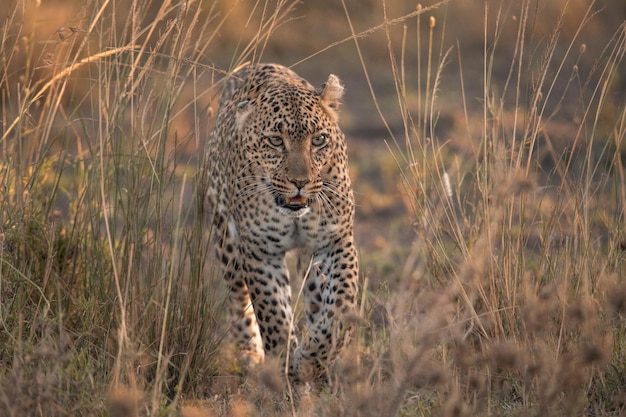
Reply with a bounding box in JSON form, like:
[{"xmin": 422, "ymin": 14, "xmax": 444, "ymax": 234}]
[{"xmin": 205, "ymin": 63, "xmax": 358, "ymax": 381}]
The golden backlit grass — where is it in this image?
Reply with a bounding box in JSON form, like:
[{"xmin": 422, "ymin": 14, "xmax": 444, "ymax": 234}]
[{"xmin": 1, "ymin": 0, "xmax": 625, "ymax": 416}]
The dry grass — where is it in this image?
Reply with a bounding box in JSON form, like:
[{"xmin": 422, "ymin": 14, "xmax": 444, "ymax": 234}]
[{"xmin": 1, "ymin": 0, "xmax": 625, "ymax": 416}]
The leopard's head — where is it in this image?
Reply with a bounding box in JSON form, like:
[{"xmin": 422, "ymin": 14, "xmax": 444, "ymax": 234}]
[{"xmin": 236, "ymin": 73, "xmax": 346, "ymax": 217}]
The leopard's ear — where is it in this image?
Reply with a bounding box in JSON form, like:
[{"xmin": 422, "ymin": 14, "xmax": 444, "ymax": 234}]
[
  {"xmin": 235, "ymin": 100, "xmax": 253, "ymax": 129},
  {"xmin": 318, "ymin": 74, "xmax": 344, "ymax": 120}
]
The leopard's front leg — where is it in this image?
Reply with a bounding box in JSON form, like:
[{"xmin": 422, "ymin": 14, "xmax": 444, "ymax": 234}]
[
  {"xmin": 293, "ymin": 239, "xmax": 359, "ymax": 381},
  {"xmin": 239, "ymin": 243, "xmax": 297, "ymax": 363}
]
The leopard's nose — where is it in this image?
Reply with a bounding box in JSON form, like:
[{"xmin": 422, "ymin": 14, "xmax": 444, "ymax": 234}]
[{"xmin": 288, "ymin": 178, "xmax": 310, "ymax": 190}]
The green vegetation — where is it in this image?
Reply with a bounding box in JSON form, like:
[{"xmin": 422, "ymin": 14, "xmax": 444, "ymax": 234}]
[{"xmin": 1, "ymin": 0, "xmax": 624, "ymax": 415}]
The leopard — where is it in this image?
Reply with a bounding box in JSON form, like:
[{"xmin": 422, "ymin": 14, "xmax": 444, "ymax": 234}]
[{"xmin": 204, "ymin": 63, "xmax": 359, "ymax": 382}]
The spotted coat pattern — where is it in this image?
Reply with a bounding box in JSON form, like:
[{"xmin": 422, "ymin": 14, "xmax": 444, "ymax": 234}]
[{"xmin": 205, "ymin": 63, "xmax": 359, "ymax": 381}]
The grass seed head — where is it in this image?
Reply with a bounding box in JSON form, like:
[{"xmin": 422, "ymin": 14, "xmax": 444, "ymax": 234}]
[
  {"xmin": 607, "ymin": 281, "xmax": 626, "ymax": 317},
  {"xmin": 443, "ymin": 392, "xmax": 470, "ymax": 417},
  {"xmin": 581, "ymin": 343, "xmax": 608, "ymax": 365},
  {"xmin": 106, "ymin": 387, "xmax": 142, "ymax": 417},
  {"xmin": 489, "ymin": 342, "xmax": 522, "ymax": 371}
]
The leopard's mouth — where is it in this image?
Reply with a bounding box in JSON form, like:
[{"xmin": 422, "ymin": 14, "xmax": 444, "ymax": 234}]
[{"xmin": 276, "ymin": 195, "xmax": 309, "ymax": 211}]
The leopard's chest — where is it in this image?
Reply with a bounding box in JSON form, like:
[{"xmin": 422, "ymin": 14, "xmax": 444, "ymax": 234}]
[{"xmin": 234, "ymin": 200, "xmax": 336, "ymax": 255}]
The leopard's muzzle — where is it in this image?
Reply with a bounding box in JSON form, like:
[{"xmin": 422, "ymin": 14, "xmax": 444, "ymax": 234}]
[{"xmin": 276, "ymin": 195, "xmax": 309, "ymax": 211}]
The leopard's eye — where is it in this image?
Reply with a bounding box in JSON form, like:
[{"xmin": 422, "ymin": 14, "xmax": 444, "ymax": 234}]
[
  {"xmin": 312, "ymin": 133, "xmax": 329, "ymax": 147},
  {"xmin": 264, "ymin": 136, "xmax": 284, "ymax": 148}
]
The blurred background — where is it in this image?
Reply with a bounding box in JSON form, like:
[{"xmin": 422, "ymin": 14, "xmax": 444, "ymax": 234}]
[{"xmin": 1, "ymin": 0, "xmax": 625, "ymax": 277}]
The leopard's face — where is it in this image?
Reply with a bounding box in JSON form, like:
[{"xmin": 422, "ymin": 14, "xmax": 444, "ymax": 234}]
[{"xmin": 236, "ymin": 78, "xmax": 345, "ymax": 218}]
